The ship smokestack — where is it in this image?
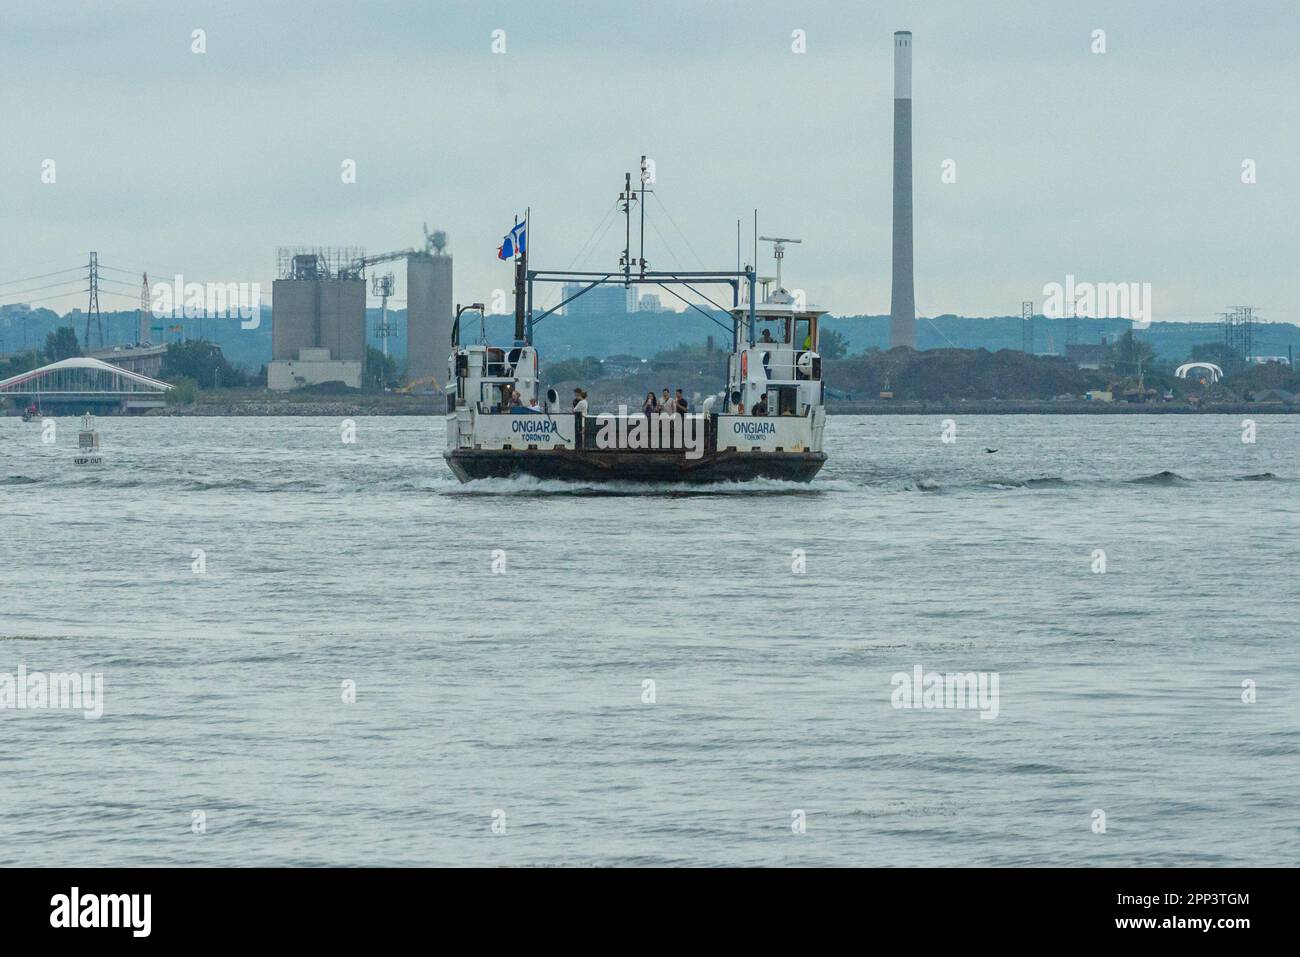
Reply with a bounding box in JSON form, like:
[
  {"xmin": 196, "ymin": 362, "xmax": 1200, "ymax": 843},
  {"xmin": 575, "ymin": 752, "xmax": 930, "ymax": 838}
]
[{"xmin": 889, "ymin": 30, "xmax": 917, "ymax": 349}]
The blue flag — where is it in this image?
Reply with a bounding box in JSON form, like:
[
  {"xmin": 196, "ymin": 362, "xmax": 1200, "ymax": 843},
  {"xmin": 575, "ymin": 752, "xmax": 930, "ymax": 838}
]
[{"xmin": 497, "ymin": 221, "xmax": 526, "ymax": 260}]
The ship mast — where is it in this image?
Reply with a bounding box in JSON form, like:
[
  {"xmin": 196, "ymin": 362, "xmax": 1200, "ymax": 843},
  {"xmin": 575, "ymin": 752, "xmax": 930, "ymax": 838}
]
[
  {"xmin": 619, "ymin": 172, "xmax": 635, "ymax": 286},
  {"xmin": 638, "ymin": 155, "xmax": 649, "ymax": 278},
  {"xmin": 514, "ymin": 212, "xmax": 527, "ymax": 343}
]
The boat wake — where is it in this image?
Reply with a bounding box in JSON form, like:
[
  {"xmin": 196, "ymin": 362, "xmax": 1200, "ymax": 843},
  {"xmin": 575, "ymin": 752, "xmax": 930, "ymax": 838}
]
[{"xmin": 439, "ymin": 474, "xmax": 835, "ymax": 498}]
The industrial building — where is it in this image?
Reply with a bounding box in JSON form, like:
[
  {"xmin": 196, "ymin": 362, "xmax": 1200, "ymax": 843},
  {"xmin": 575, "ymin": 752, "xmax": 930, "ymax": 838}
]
[
  {"xmin": 406, "ymin": 230, "xmax": 453, "ymax": 386},
  {"xmin": 267, "ymin": 232, "xmax": 452, "ymax": 392},
  {"xmin": 268, "ymin": 248, "xmax": 366, "ymax": 390}
]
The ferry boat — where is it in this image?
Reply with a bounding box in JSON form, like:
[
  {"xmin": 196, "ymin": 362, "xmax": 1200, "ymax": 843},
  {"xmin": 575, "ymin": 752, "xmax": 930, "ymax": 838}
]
[{"xmin": 443, "ymin": 165, "xmax": 828, "ymax": 484}]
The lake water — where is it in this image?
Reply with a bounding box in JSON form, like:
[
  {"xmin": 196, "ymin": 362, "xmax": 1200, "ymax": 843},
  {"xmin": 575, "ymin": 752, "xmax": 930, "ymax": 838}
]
[{"xmin": 1, "ymin": 414, "xmax": 1296, "ymax": 866}]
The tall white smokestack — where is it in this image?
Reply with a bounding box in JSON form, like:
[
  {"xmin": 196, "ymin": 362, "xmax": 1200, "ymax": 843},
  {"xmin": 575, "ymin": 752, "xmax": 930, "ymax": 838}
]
[{"xmin": 889, "ymin": 30, "xmax": 917, "ymax": 349}]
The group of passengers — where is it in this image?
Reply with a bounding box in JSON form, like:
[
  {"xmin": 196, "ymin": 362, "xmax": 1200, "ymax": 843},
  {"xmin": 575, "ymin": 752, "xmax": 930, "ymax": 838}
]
[
  {"xmin": 498, "ymin": 382, "xmax": 769, "ymax": 417},
  {"xmin": 498, "ymin": 383, "xmax": 541, "ymax": 413},
  {"xmin": 640, "ymin": 388, "xmax": 690, "ymax": 417}
]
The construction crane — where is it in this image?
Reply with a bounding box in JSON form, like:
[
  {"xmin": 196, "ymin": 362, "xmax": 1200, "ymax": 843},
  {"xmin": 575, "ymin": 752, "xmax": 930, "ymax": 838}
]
[
  {"xmin": 342, "ymin": 248, "xmax": 416, "ymax": 279},
  {"xmin": 345, "ymin": 250, "xmax": 416, "ymax": 359}
]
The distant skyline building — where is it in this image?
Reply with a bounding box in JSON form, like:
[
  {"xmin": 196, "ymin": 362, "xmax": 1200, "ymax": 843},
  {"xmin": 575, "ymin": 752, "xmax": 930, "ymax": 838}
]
[
  {"xmin": 637, "ymin": 293, "xmax": 664, "ymax": 313},
  {"xmin": 889, "ymin": 30, "xmax": 917, "ymax": 350},
  {"xmin": 562, "ymin": 283, "xmax": 631, "ymax": 319}
]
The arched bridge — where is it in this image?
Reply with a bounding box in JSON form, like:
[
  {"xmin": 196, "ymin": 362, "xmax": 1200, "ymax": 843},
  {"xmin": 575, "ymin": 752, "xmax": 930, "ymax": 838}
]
[
  {"xmin": 1, "ymin": 357, "xmax": 173, "ymax": 414},
  {"xmin": 1174, "ymin": 361, "xmax": 1224, "ymax": 384}
]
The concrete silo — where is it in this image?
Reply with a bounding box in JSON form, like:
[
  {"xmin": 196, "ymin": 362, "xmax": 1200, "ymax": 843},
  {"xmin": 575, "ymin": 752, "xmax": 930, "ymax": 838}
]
[
  {"xmin": 406, "ymin": 231, "xmax": 452, "ymax": 386},
  {"xmin": 268, "ymin": 249, "xmax": 366, "ymax": 390}
]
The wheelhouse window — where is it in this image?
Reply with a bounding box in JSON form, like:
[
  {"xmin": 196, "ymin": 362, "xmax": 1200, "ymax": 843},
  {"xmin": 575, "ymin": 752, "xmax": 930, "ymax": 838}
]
[
  {"xmin": 775, "ymin": 385, "xmax": 799, "ymax": 415},
  {"xmin": 757, "ymin": 319, "xmax": 787, "ymax": 345},
  {"xmin": 794, "ymin": 317, "xmax": 815, "ymax": 351}
]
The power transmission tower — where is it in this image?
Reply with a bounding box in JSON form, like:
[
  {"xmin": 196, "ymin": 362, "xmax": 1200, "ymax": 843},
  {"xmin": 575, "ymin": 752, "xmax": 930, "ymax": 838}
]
[
  {"xmin": 85, "ymin": 251, "xmax": 103, "ymax": 349},
  {"xmin": 1221, "ymin": 306, "xmax": 1255, "ymax": 364},
  {"xmin": 139, "ymin": 272, "xmax": 150, "ymax": 344},
  {"xmin": 1021, "ymin": 300, "xmax": 1034, "ymax": 354}
]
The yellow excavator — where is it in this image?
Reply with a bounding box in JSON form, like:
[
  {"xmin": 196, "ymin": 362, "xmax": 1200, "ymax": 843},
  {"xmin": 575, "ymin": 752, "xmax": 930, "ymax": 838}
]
[{"xmin": 398, "ymin": 375, "xmax": 442, "ymax": 394}]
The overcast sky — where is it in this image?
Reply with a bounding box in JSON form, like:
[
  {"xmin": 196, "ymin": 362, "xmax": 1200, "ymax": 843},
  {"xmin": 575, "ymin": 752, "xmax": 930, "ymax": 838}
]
[{"xmin": 1, "ymin": 0, "xmax": 1297, "ymax": 323}]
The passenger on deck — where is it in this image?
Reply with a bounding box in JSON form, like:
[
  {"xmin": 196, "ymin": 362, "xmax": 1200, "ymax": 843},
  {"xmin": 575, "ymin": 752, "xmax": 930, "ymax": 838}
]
[
  {"xmin": 526, "ymin": 395, "xmax": 542, "ymax": 412},
  {"xmin": 642, "ymin": 391, "xmax": 659, "ymax": 416},
  {"xmin": 760, "ymin": 328, "xmax": 774, "ymax": 343},
  {"xmin": 660, "ymin": 388, "xmax": 673, "ymax": 415},
  {"xmin": 752, "ymin": 394, "xmax": 769, "ymax": 415},
  {"xmin": 509, "ymin": 388, "xmax": 531, "ymax": 414},
  {"xmin": 572, "ymin": 388, "xmax": 589, "ymax": 415},
  {"xmin": 675, "ymin": 389, "xmax": 689, "ymax": 414}
]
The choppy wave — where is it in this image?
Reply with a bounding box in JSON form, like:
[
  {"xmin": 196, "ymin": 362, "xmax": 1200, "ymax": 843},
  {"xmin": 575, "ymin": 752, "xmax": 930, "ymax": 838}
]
[
  {"xmin": 983, "ymin": 476, "xmax": 1071, "ymax": 490},
  {"xmin": 0, "ymin": 633, "xmax": 81, "ymax": 641},
  {"xmin": 1, "ymin": 475, "xmax": 41, "ymax": 486},
  {"xmin": 66, "ymin": 477, "xmax": 150, "ymax": 488},
  {"xmin": 1129, "ymin": 470, "xmax": 1188, "ymax": 485},
  {"xmin": 894, "ymin": 470, "xmax": 1292, "ymax": 493},
  {"xmin": 1023, "ymin": 476, "xmax": 1070, "ymax": 488},
  {"xmin": 180, "ymin": 477, "xmax": 331, "ymax": 492}
]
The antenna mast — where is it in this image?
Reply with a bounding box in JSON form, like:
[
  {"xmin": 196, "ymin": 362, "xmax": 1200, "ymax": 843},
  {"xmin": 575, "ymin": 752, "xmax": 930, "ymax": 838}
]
[
  {"xmin": 619, "ymin": 171, "xmax": 636, "ymax": 285},
  {"xmin": 638, "ymin": 155, "xmax": 649, "ymax": 278},
  {"xmin": 758, "ymin": 235, "xmax": 802, "ymax": 292}
]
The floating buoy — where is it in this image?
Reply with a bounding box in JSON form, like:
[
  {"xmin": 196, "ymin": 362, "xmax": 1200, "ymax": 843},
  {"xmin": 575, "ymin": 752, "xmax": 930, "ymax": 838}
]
[{"xmin": 73, "ymin": 412, "xmax": 104, "ymax": 466}]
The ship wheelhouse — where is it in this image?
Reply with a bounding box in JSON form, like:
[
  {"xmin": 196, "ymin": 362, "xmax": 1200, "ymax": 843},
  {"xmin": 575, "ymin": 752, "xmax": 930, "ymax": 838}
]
[{"xmin": 727, "ymin": 286, "xmax": 827, "ymax": 419}]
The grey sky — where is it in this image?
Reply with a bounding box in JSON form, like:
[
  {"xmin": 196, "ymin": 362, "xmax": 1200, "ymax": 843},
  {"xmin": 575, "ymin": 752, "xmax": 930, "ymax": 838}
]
[{"xmin": 2, "ymin": 0, "xmax": 1297, "ymax": 323}]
